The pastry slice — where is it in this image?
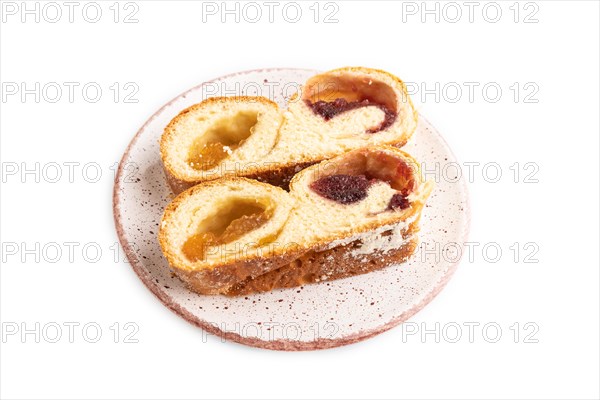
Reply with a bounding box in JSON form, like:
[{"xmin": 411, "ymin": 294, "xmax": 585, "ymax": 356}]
[
  {"xmin": 159, "ymin": 146, "xmax": 432, "ymax": 295},
  {"xmin": 160, "ymin": 67, "xmax": 417, "ymax": 192},
  {"xmin": 161, "ymin": 97, "xmax": 284, "ymax": 193},
  {"xmin": 158, "ymin": 177, "xmax": 297, "ymax": 295}
]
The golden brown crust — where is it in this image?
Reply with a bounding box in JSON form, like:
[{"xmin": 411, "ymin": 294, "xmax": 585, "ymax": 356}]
[
  {"xmin": 162, "ymin": 160, "xmax": 196, "ymax": 193},
  {"xmin": 173, "ymin": 250, "xmax": 306, "ymax": 295}
]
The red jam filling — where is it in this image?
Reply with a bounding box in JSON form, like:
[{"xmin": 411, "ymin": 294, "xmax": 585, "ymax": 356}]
[
  {"xmin": 309, "ymin": 174, "xmax": 372, "ymax": 204},
  {"xmin": 310, "ymin": 151, "xmax": 416, "ymax": 210},
  {"xmin": 310, "ymin": 174, "xmax": 411, "ymax": 210},
  {"xmin": 387, "ymin": 193, "xmax": 410, "ymax": 210},
  {"xmin": 305, "ymin": 98, "xmax": 397, "ymax": 133}
]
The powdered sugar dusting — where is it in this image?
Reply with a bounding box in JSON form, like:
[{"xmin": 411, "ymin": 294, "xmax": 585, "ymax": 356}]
[
  {"xmin": 350, "ymin": 223, "xmax": 413, "ymax": 257},
  {"xmin": 323, "ymin": 214, "xmax": 417, "ymax": 253}
]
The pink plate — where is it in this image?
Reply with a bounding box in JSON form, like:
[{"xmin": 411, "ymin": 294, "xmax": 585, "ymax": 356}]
[{"xmin": 113, "ymin": 68, "xmax": 470, "ymax": 350}]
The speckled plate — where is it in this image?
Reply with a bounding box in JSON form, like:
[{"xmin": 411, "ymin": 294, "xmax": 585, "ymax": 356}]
[{"xmin": 113, "ymin": 68, "xmax": 470, "ymax": 351}]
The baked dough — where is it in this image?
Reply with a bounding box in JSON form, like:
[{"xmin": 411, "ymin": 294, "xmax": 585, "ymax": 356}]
[
  {"xmin": 159, "ymin": 146, "xmax": 432, "ymax": 295},
  {"xmin": 160, "ymin": 67, "xmax": 417, "ymax": 192}
]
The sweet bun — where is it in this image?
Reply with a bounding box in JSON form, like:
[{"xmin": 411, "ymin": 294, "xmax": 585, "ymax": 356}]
[
  {"xmin": 160, "ymin": 67, "xmax": 417, "ymax": 192},
  {"xmin": 159, "ymin": 146, "xmax": 432, "ymax": 295}
]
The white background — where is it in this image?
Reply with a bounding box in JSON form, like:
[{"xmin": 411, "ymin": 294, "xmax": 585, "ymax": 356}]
[{"xmin": 1, "ymin": 1, "xmax": 599, "ymax": 399}]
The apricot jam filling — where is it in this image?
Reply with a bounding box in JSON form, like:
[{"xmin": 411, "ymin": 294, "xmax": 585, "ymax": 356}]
[
  {"xmin": 302, "ymin": 74, "xmax": 398, "ymax": 133},
  {"xmin": 187, "ymin": 111, "xmax": 258, "ymax": 171},
  {"xmin": 309, "ymin": 151, "xmax": 416, "ymax": 210},
  {"xmin": 182, "ymin": 199, "xmax": 274, "ymax": 262}
]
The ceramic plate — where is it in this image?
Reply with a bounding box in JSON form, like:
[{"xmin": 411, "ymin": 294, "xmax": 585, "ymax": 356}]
[{"xmin": 113, "ymin": 68, "xmax": 470, "ymax": 350}]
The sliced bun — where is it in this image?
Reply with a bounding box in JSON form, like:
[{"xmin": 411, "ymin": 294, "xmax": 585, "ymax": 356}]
[
  {"xmin": 161, "ymin": 67, "xmax": 417, "ymax": 192},
  {"xmin": 159, "ymin": 146, "xmax": 432, "ymax": 295},
  {"xmin": 158, "ymin": 178, "xmax": 296, "ymax": 295},
  {"xmin": 161, "ymin": 97, "xmax": 284, "ymax": 193}
]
